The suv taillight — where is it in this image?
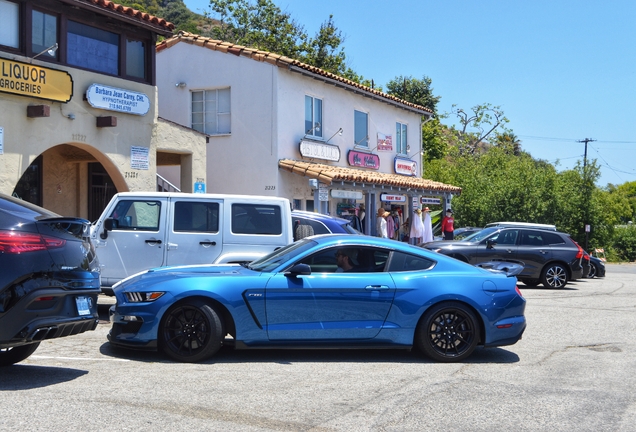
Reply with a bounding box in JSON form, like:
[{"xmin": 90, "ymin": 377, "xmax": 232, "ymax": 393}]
[
  {"xmin": 0, "ymin": 230, "xmax": 66, "ymax": 254},
  {"xmin": 572, "ymin": 241, "xmax": 584, "ymax": 259}
]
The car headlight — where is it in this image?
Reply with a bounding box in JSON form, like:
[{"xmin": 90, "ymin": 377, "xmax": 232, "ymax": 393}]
[{"xmin": 124, "ymin": 292, "xmax": 165, "ymax": 303}]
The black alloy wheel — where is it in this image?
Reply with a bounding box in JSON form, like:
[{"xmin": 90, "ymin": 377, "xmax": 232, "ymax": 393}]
[
  {"xmin": 541, "ymin": 263, "xmax": 568, "ymax": 289},
  {"xmin": 160, "ymin": 300, "xmax": 223, "ymax": 362},
  {"xmin": 415, "ymin": 302, "xmax": 480, "ymax": 362},
  {"xmin": 588, "ymin": 263, "xmax": 597, "ymax": 278},
  {"xmin": 0, "ymin": 343, "xmax": 41, "ymax": 367}
]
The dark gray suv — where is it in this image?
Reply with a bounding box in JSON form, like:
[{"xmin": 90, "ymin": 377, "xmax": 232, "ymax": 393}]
[{"xmin": 423, "ymin": 226, "xmax": 584, "ymax": 288}]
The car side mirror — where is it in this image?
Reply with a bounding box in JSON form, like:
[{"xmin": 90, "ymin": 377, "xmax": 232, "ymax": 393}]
[
  {"xmin": 486, "ymin": 239, "xmax": 497, "ymax": 249},
  {"xmin": 284, "ymin": 263, "xmax": 311, "ymax": 277},
  {"xmin": 100, "ymin": 217, "xmax": 114, "ymax": 239}
]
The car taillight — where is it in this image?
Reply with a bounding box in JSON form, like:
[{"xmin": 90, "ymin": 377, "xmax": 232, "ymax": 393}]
[
  {"xmin": 571, "ymin": 239, "xmax": 584, "ymax": 259},
  {"xmin": 0, "ymin": 230, "xmax": 66, "ymax": 254},
  {"xmin": 515, "ymin": 286, "xmax": 524, "ymax": 297}
]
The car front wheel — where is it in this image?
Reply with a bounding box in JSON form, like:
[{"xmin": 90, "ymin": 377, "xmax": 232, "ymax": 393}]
[
  {"xmin": 415, "ymin": 302, "xmax": 480, "ymax": 362},
  {"xmin": 588, "ymin": 263, "xmax": 597, "ymax": 278},
  {"xmin": 160, "ymin": 300, "xmax": 223, "ymax": 362},
  {"xmin": 541, "ymin": 263, "xmax": 568, "ymax": 288},
  {"xmin": 0, "ymin": 343, "xmax": 41, "ymax": 367}
]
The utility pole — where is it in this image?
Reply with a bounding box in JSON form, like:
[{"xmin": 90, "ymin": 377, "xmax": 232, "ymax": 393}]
[{"xmin": 578, "ymin": 138, "xmax": 596, "ymax": 251}]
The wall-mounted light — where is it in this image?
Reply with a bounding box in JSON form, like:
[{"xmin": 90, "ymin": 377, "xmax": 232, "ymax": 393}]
[
  {"xmin": 325, "ymin": 127, "xmax": 343, "ymax": 144},
  {"xmin": 32, "ymin": 43, "xmax": 58, "ymax": 60},
  {"xmin": 408, "ymin": 149, "xmax": 424, "ymax": 160},
  {"xmin": 175, "ymin": 82, "xmax": 187, "ymax": 88},
  {"xmin": 303, "ymin": 122, "xmax": 321, "ymax": 139}
]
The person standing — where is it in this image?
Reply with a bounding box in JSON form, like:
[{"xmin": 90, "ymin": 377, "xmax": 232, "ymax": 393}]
[
  {"xmin": 409, "ymin": 208, "xmax": 424, "ymax": 245},
  {"xmin": 376, "ymin": 208, "xmax": 389, "ymax": 238},
  {"xmin": 422, "ymin": 207, "xmax": 434, "ymax": 243},
  {"xmin": 358, "ymin": 204, "xmax": 366, "ymax": 233},
  {"xmin": 441, "ymin": 209, "xmax": 455, "ymax": 240}
]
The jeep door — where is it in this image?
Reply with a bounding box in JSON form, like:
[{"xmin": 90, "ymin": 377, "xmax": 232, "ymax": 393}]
[
  {"xmin": 96, "ymin": 198, "xmax": 167, "ymax": 286},
  {"xmin": 166, "ymin": 199, "xmax": 223, "ymax": 266}
]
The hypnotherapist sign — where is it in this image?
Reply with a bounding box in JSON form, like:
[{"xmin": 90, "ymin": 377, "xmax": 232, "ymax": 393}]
[{"xmin": 86, "ymin": 83, "xmax": 150, "ymax": 115}]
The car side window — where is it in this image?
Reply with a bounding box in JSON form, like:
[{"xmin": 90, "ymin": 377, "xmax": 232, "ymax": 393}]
[
  {"xmin": 292, "ymin": 216, "xmax": 330, "ymax": 241},
  {"xmin": 174, "ymin": 201, "xmax": 219, "ymax": 233},
  {"xmin": 543, "ymin": 232, "xmax": 565, "ymax": 245},
  {"xmin": 232, "ymin": 203, "xmax": 282, "ymax": 235},
  {"xmin": 519, "ymin": 230, "xmax": 545, "ymax": 246},
  {"xmin": 109, "ymin": 200, "xmax": 160, "ymax": 231},
  {"xmin": 497, "ymin": 229, "xmax": 519, "ymax": 245},
  {"xmin": 388, "ymin": 251, "xmax": 435, "ymax": 272},
  {"xmin": 297, "ymin": 246, "xmax": 389, "ymax": 273}
]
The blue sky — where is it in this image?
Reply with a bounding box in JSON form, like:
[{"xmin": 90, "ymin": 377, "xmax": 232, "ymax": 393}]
[{"xmin": 182, "ymin": 0, "xmax": 636, "ymax": 187}]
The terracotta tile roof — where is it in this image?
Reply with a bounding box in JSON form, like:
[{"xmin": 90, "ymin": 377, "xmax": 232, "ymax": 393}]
[
  {"xmin": 157, "ymin": 31, "xmax": 432, "ymax": 115},
  {"xmin": 72, "ymin": 0, "xmax": 175, "ymax": 33},
  {"xmin": 279, "ymin": 159, "xmax": 461, "ymax": 195}
]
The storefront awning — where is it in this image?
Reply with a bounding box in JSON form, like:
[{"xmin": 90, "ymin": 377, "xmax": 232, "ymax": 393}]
[{"xmin": 278, "ymin": 159, "xmax": 461, "ymax": 196}]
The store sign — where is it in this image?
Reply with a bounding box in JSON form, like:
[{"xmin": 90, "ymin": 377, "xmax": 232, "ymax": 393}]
[
  {"xmin": 421, "ymin": 197, "xmax": 442, "ymax": 205},
  {"xmin": 299, "ymin": 140, "xmax": 340, "ymax": 161},
  {"xmin": 394, "ymin": 157, "xmax": 417, "ymax": 176},
  {"xmin": 377, "ymin": 133, "xmax": 393, "ymax": 151},
  {"xmin": 0, "ymin": 58, "xmax": 73, "ymax": 102},
  {"xmin": 380, "ymin": 193, "xmax": 406, "ymax": 203},
  {"xmin": 319, "ymin": 183, "xmax": 329, "ymax": 201},
  {"xmin": 130, "ymin": 146, "xmax": 149, "ymax": 170},
  {"xmin": 348, "ymin": 150, "xmax": 379, "ymax": 169},
  {"xmin": 86, "ymin": 83, "xmax": 150, "ymax": 115},
  {"xmin": 331, "ymin": 190, "xmax": 363, "ymax": 200}
]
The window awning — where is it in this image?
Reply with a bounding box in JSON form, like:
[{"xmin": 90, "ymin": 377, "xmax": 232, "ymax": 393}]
[{"xmin": 278, "ymin": 159, "xmax": 461, "ymax": 196}]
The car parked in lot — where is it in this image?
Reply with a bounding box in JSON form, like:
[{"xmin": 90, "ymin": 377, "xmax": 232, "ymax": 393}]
[
  {"xmin": 292, "ymin": 210, "xmax": 361, "ymax": 241},
  {"xmin": 108, "ymin": 234, "xmax": 526, "ymax": 363},
  {"xmin": 587, "ymin": 255, "xmax": 606, "ymax": 278},
  {"xmin": 0, "ymin": 193, "xmax": 101, "ymax": 366},
  {"xmin": 423, "ymin": 226, "xmax": 584, "ymax": 289}
]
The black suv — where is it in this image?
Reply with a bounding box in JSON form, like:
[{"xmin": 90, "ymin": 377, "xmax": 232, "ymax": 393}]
[
  {"xmin": 0, "ymin": 194, "xmax": 101, "ymax": 366},
  {"xmin": 423, "ymin": 226, "xmax": 584, "ymax": 288}
]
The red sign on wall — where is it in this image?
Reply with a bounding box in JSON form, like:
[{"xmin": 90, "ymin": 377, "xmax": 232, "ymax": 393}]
[{"xmin": 347, "ymin": 150, "xmax": 380, "ymax": 169}]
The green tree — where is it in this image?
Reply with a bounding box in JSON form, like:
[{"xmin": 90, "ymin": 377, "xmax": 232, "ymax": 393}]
[
  {"xmin": 448, "ymin": 103, "xmax": 509, "ymax": 155},
  {"xmin": 385, "ymin": 75, "xmax": 441, "ymax": 114}
]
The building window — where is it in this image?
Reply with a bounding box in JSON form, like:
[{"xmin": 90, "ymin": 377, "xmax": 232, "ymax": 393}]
[
  {"xmin": 304, "ymin": 95, "xmax": 322, "ymax": 138},
  {"xmin": 354, "ymin": 110, "xmax": 368, "ymax": 147},
  {"xmin": 126, "ymin": 38, "xmax": 146, "ymax": 79},
  {"xmin": 0, "ymin": 0, "xmax": 19, "ymax": 49},
  {"xmin": 32, "ymin": 9, "xmax": 57, "ymax": 59},
  {"xmin": 67, "ymin": 20, "xmax": 119, "ymax": 75},
  {"xmin": 192, "ymin": 88, "xmax": 231, "ymax": 135},
  {"xmin": 396, "ymin": 122, "xmax": 407, "ymax": 154}
]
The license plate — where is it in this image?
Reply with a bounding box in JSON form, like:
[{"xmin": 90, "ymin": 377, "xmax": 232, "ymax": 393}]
[{"xmin": 76, "ymin": 296, "xmax": 91, "ymax": 316}]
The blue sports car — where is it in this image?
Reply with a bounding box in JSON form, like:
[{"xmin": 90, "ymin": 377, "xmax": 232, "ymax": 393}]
[{"xmin": 108, "ymin": 235, "xmax": 526, "ymax": 363}]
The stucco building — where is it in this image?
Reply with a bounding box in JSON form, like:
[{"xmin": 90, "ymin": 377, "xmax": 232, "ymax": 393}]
[
  {"xmin": 0, "ymin": 0, "xmax": 206, "ymax": 220},
  {"xmin": 156, "ymin": 32, "xmax": 460, "ymax": 235}
]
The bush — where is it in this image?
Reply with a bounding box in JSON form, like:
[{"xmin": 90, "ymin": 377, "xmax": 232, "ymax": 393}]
[{"xmin": 610, "ymin": 225, "xmax": 636, "ymax": 262}]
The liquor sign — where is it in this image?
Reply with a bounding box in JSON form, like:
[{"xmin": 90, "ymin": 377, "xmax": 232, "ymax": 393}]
[
  {"xmin": 394, "ymin": 157, "xmax": 417, "ymax": 176},
  {"xmin": 86, "ymin": 83, "xmax": 150, "ymax": 115},
  {"xmin": 377, "ymin": 133, "xmax": 393, "ymax": 151},
  {"xmin": 380, "ymin": 194, "xmax": 406, "ymax": 203},
  {"xmin": 0, "ymin": 58, "xmax": 73, "ymax": 102},
  {"xmin": 348, "ymin": 150, "xmax": 379, "ymax": 169},
  {"xmin": 331, "ymin": 190, "xmax": 363, "ymax": 200},
  {"xmin": 421, "ymin": 197, "xmax": 441, "ymax": 205},
  {"xmin": 299, "ymin": 140, "xmax": 340, "ymax": 161}
]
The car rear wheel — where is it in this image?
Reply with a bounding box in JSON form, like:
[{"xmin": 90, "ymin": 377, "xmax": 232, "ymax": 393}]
[
  {"xmin": 160, "ymin": 300, "xmax": 223, "ymax": 362},
  {"xmin": 0, "ymin": 343, "xmax": 41, "ymax": 367},
  {"xmin": 541, "ymin": 263, "xmax": 568, "ymax": 289},
  {"xmin": 588, "ymin": 263, "xmax": 597, "ymax": 278},
  {"xmin": 415, "ymin": 302, "xmax": 480, "ymax": 362}
]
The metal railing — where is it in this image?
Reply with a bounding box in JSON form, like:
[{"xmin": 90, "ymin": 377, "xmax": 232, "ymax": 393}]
[{"xmin": 156, "ymin": 173, "xmax": 181, "ymax": 192}]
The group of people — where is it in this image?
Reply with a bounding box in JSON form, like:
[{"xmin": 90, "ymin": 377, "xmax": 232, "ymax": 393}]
[{"xmin": 375, "ymin": 207, "xmax": 455, "ymax": 244}]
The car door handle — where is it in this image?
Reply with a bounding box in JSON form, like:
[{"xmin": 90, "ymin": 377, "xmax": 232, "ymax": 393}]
[
  {"xmin": 365, "ymin": 285, "xmax": 389, "ymax": 290},
  {"xmin": 539, "ymin": 250, "xmax": 548, "ymax": 254},
  {"xmin": 145, "ymin": 239, "xmax": 162, "ymax": 245},
  {"xmin": 507, "ymin": 249, "xmax": 514, "ymax": 253},
  {"xmin": 199, "ymin": 241, "xmax": 217, "ymax": 247}
]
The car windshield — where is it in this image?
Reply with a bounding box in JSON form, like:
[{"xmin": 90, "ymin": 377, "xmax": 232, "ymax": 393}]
[
  {"xmin": 247, "ymin": 239, "xmax": 317, "ymax": 272},
  {"xmin": 460, "ymin": 227, "xmax": 499, "ymax": 242}
]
